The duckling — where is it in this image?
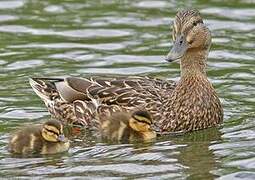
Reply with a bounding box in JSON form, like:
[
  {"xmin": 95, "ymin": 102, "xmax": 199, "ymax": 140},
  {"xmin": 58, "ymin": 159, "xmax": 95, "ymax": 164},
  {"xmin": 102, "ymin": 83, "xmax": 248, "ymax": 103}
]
[
  {"xmin": 100, "ymin": 110, "xmax": 156, "ymax": 142},
  {"xmin": 9, "ymin": 120, "xmax": 70, "ymax": 155}
]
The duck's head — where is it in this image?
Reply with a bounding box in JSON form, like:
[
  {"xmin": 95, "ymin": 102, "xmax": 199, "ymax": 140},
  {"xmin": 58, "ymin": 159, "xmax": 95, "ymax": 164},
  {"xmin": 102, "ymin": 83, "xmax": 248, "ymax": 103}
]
[
  {"xmin": 129, "ymin": 110, "xmax": 154, "ymax": 132},
  {"xmin": 41, "ymin": 120, "xmax": 67, "ymax": 143},
  {"xmin": 166, "ymin": 9, "xmax": 211, "ymax": 62}
]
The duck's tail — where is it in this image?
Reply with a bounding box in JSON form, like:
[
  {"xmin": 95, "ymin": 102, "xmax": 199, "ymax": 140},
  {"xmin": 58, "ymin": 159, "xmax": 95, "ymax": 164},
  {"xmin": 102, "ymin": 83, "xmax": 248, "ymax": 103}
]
[
  {"xmin": 29, "ymin": 77, "xmax": 98, "ymax": 127},
  {"xmin": 29, "ymin": 77, "xmax": 63, "ymax": 104}
]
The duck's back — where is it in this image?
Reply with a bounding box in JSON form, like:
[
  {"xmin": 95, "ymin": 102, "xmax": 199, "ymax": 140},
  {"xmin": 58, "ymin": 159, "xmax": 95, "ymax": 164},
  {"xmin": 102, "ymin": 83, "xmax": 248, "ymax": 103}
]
[{"xmin": 30, "ymin": 77, "xmax": 176, "ymax": 127}]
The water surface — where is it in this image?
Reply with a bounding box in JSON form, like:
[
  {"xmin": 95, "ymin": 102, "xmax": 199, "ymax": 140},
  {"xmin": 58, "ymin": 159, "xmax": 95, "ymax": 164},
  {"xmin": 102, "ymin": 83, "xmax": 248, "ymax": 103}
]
[{"xmin": 0, "ymin": 0, "xmax": 255, "ymax": 179}]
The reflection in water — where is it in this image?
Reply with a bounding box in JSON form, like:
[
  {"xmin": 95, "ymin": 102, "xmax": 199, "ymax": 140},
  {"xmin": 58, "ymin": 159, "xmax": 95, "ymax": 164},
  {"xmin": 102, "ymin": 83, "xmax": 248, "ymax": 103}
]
[
  {"xmin": 0, "ymin": 0, "xmax": 254, "ymax": 179},
  {"xmin": 174, "ymin": 128, "xmax": 222, "ymax": 179}
]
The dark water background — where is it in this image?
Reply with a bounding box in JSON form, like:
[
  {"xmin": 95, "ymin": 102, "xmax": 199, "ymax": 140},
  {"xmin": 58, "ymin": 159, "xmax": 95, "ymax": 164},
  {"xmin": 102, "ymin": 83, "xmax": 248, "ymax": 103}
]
[{"xmin": 0, "ymin": 0, "xmax": 255, "ymax": 179}]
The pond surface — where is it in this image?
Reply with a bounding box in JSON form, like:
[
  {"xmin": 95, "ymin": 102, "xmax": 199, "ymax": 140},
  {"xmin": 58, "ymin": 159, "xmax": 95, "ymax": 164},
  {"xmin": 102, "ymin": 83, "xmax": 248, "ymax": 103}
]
[{"xmin": 0, "ymin": 0, "xmax": 255, "ymax": 179}]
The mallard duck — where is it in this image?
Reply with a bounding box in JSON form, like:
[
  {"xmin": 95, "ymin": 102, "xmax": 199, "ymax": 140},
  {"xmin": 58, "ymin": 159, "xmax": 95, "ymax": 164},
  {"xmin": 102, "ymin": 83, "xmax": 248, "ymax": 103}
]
[
  {"xmin": 29, "ymin": 9, "xmax": 223, "ymax": 134},
  {"xmin": 9, "ymin": 120, "xmax": 70, "ymax": 154},
  {"xmin": 99, "ymin": 110, "xmax": 156, "ymax": 142}
]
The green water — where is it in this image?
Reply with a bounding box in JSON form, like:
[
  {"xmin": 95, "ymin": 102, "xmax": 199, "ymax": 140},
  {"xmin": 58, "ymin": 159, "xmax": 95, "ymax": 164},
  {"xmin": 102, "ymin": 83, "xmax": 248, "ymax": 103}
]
[{"xmin": 0, "ymin": 0, "xmax": 255, "ymax": 179}]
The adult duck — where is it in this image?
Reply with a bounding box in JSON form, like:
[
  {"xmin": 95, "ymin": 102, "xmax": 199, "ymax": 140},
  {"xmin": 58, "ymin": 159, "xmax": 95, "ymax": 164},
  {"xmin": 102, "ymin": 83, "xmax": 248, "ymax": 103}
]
[{"xmin": 29, "ymin": 9, "xmax": 223, "ymax": 134}]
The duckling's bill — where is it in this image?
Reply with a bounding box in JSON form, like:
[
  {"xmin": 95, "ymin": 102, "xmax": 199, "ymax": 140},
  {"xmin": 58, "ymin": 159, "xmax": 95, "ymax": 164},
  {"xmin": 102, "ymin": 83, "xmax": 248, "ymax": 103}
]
[{"xmin": 57, "ymin": 134, "xmax": 67, "ymax": 142}]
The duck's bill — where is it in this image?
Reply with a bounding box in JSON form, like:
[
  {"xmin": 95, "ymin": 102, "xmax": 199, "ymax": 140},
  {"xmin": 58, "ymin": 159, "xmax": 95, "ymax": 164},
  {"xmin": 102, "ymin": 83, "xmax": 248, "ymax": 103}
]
[
  {"xmin": 58, "ymin": 134, "xmax": 67, "ymax": 142},
  {"xmin": 165, "ymin": 35, "xmax": 188, "ymax": 62}
]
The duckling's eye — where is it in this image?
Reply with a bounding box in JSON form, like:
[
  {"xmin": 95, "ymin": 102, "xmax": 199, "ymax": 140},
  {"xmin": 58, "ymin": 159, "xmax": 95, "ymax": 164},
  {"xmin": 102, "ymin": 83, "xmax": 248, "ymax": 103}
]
[
  {"xmin": 45, "ymin": 128, "xmax": 59, "ymax": 136},
  {"xmin": 193, "ymin": 21, "xmax": 197, "ymax": 26}
]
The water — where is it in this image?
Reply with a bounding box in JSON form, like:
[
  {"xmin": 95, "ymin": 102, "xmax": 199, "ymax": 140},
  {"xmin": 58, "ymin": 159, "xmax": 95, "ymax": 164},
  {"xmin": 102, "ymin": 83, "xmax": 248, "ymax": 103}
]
[{"xmin": 0, "ymin": 0, "xmax": 254, "ymax": 179}]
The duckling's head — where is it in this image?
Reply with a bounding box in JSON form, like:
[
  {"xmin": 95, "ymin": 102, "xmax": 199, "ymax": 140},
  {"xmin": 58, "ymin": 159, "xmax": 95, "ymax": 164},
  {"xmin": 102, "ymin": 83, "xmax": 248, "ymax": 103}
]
[
  {"xmin": 41, "ymin": 120, "xmax": 67, "ymax": 142},
  {"xmin": 166, "ymin": 9, "xmax": 211, "ymax": 62},
  {"xmin": 129, "ymin": 110, "xmax": 153, "ymax": 132}
]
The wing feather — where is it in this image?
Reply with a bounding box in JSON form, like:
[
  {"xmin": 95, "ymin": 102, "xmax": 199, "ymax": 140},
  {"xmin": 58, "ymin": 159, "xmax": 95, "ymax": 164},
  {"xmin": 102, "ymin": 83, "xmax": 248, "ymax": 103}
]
[{"xmin": 29, "ymin": 76, "xmax": 176, "ymax": 127}]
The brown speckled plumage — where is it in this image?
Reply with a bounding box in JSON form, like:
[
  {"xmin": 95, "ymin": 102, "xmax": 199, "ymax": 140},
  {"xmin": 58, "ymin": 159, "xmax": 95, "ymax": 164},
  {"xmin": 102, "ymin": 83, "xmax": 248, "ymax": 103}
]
[{"xmin": 29, "ymin": 9, "xmax": 223, "ymax": 135}]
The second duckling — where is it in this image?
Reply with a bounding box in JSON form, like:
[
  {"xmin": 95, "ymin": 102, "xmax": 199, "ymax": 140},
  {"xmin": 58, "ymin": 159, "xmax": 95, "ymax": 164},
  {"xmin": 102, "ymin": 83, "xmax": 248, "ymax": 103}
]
[
  {"xmin": 100, "ymin": 110, "xmax": 156, "ymax": 142},
  {"xmin": 9, "ymin": 120, "xmax": 70, "ymax": 155}
]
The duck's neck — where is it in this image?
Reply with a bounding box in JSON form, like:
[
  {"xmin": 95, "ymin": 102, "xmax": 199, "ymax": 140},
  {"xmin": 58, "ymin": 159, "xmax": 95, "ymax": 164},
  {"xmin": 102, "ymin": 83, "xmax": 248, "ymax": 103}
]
[
  {"xmin": 160, "ymin": 49, "xmax": 223, "ymax": 133},
  {"xmin": 180, "ymin": 49, "xmax": 208, "ymax": 78}
]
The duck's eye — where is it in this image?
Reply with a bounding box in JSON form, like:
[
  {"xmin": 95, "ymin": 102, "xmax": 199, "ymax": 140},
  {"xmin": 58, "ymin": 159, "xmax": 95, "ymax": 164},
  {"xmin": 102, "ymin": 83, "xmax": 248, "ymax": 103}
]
[{"xmin": 193, "ymin": 21, "xmax": 197, "ymax": 26}]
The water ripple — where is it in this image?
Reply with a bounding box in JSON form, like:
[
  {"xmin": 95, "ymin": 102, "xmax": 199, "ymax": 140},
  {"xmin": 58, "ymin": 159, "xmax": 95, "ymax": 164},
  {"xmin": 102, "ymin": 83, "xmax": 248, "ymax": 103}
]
[
  {"xmin": 0, "ymin": 0, "xmax": 254, "ymax": 179},
  {"xmin": 0, "ymin": 0, "xmax": 25, "ymax": 10}
]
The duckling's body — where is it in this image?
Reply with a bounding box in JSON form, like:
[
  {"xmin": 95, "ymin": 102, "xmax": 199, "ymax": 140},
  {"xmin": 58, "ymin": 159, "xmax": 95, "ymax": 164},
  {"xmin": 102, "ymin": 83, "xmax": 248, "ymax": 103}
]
[
  {"xmin": 9, "ymin": 120, "xmax": 70, "ymax": 155},
  {"xmin": 100, "ymin": 110, "xmax": 156, "ymax": 142}
]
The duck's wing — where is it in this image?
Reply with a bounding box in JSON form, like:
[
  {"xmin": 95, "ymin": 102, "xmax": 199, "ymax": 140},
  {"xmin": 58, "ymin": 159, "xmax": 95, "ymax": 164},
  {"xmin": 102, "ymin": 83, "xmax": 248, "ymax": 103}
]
[{"xmin": 29, "ymin": 76, "xmax": 176, "ymax": 126}]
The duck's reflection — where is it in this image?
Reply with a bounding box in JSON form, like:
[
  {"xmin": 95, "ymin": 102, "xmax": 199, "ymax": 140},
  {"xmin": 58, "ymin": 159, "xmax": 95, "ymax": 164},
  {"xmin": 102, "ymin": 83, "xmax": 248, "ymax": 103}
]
[
  {"xmin": 171, "ymin": 127, "xmax": 222, "ymax": 179},
  {"xmin": 64, "ymin": 124, "xmax": 222, "ymax": 179}
]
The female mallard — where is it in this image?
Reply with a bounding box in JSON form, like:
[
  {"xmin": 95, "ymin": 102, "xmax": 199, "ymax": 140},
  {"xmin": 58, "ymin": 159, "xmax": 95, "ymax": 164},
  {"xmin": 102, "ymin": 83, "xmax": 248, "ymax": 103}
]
[
  {"xmin": 100, "ymin": 110, "xmax": 156, "ymax": 142},
  {"xmin": 29, "ymin": 9, "xmax": 223, "ymax": 134},
  {"xmin": 9, "ymin": 120, "xmax": 70, "ymax": 154}
]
